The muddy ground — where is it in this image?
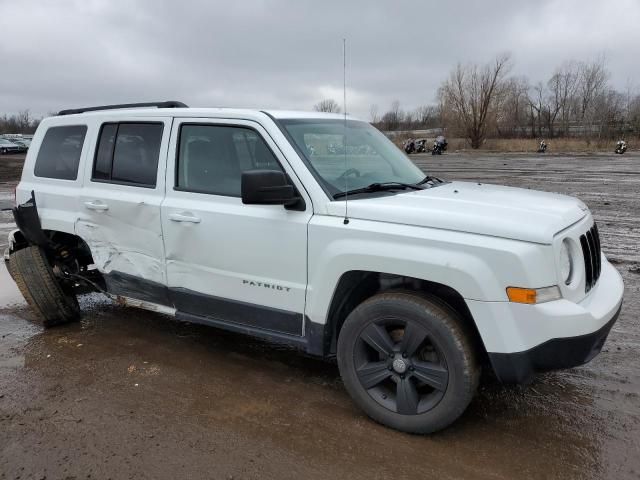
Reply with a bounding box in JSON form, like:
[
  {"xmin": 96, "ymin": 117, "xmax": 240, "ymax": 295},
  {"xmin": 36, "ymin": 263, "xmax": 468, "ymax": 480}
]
[{"xmin": 0, "ymin": 152, "xmax": 639, "ymax": 479}]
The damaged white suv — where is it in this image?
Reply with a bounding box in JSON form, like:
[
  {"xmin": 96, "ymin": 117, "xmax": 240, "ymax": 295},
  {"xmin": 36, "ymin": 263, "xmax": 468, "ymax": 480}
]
[{"xmin": 6, "ymin": 101, "xmax": 624, "ymax": 433}]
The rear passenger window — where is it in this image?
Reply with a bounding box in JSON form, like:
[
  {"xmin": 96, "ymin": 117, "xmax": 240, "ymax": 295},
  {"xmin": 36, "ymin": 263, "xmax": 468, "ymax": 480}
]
[
  {"xmin": 176, "ymin": 124, "xmax": 283, "ymax": 196},
  {"xmin": 92, "ymin": 122, "xmax": 163, "ymax": 187},
  {"xmin": 34, "ymin": 125, "xmax": 87, "ymax": 180}
]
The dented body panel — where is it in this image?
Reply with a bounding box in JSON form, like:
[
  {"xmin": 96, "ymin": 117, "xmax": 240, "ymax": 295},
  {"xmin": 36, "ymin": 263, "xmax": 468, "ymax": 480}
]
[
  {"xmin": 75, "ymin": 115, "xmax": 172, "ymax": 285},
  {"xmin": 76, "ymin": 178, "xmax": 167, "ymax": 284}
]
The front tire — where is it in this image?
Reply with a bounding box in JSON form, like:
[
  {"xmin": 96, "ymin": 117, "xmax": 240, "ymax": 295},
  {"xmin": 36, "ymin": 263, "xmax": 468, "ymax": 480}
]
[
  {"xmin": 8, "ymin": 246, "xmax": 80, "ymax": 327},
  {"xmin": 337, "ymin": 292, "xmax": 479, "ymax": 433}
]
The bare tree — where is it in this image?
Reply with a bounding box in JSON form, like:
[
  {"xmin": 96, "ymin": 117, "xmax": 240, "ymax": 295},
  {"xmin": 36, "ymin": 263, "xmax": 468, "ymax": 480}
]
[
  {"xmin": 379, "ymin": 100, "xmax": 403, "ymax": 131},
  {"xmin": 628, "ymin": 92, "xmax": 640, "ymax": 138},
  {"xmin": 313, "ymin": 99, "xmax": 341, "ymax": 113},
  {"xmin": 16, "ymin": 110, "xmax": 31, "ymax": 132},
  {"xmin": 595, "ymin": 89, "xmax": 625, "ymax": 138},
  {"xmin": 527, "ymin": 82, "xmax": 551, "ymax": 138},
  {"xmin": 440, "ymin": 54, "xmax": 511, "ymax": 148},
  {"xmin": 369, "ymin": 104, "xmax": 379, "ymax": 123},
  {"xmin": 414, "ymin": 105, "xmax": 437, "ymax": 127},
  {"xmin": 404, "ymin": 110, "xmax": 415, "ymax": 126},
  {"xmin": 497, "ymin": 76, "xmax": 529, "ymax": 136},
  {"xmin": 390, "ymin": 100, "xmax": 401, "ymax": 124},
  {"xmin": 545, "ymin": 77, "xmax": 563, "ymax": 137},
  {"xmin": 578, "ymin": 57, "xmax": 608, "ymax": 121},
  {"xmin": 548, "ymin": 62, "xmax": 580, "ymax": 136}
]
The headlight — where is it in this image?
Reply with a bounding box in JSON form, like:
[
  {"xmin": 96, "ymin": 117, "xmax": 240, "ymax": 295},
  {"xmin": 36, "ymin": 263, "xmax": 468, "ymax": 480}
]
[{"xmin": 560, "ymin": 239, "xmax": 573, "ymax": 285}]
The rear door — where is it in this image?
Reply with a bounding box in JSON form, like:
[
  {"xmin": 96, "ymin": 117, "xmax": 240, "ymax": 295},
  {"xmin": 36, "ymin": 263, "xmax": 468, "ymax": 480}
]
[
  {"xmin": 77, "ymin": 117, "xmax": 172, "ymax": 301},
  {"xmin": 161, "ymin": 118, "xmax": 312, "ymax": 335}
]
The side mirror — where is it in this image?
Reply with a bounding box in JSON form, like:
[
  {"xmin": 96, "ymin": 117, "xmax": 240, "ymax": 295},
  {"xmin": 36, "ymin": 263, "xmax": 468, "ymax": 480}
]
[{"xmin": 241, "ymin": 170, "xmax": 298, "ymax": 206}]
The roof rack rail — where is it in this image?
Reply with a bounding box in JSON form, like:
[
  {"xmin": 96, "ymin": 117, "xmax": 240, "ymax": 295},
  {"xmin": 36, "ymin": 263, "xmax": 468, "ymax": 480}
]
[{"xmin": 57, "ymin": 101, "xmax": 188, "ymax": 116}]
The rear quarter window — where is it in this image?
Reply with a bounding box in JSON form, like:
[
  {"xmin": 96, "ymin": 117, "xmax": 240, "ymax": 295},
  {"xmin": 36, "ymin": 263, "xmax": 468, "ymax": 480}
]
[{"xmin": 34, "ymin": 125, "xmax": 87, "ymax": 180}]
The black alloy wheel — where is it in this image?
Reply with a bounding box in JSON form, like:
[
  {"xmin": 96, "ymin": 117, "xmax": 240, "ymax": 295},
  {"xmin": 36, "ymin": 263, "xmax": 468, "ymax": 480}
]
[
  {"xmin": 354, "ymin": 318, "xmax": 448, "ymax": 415},
  {"xmin": 337, "ymin": 292, "xmax": 479, "ymax": 433}
]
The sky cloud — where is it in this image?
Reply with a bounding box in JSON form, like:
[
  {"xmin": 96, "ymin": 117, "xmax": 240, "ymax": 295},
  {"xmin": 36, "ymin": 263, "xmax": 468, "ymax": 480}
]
[{"xmin": 1, "ymin": 0, "xmax": 639, "ymax": 119}]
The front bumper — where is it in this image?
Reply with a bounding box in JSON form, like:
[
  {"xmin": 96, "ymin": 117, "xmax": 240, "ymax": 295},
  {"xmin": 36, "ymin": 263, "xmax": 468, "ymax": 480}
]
[
  {"xmin": 488, "ymin": 304, "xmax": 621, "ymax": 383},
  {"xmin": 466, "ymin": 257, "xmax": 624, "ymax": 383}
]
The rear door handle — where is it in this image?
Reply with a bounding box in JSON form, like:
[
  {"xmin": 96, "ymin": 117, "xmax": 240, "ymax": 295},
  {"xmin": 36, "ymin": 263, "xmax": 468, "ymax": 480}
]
[
  {"xmin": 168, "ymin": 212, "xmax": 201, "ymax": 223},
  {"xmin": 84, "ymin": 200, "xmax": 109, "ymax": 211}
]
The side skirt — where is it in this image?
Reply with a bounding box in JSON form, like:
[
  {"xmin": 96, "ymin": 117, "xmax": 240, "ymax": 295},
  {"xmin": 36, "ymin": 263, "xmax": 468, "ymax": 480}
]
[
  {"xmin": 171, "ymin": 287, "xmax": 303, "ymax": 336},
  {"xmin": 102, "ymin": 271, "xmax": 330, "ymax": 356},
  {"xmin": 175, "ymin": 311, "xmax": 308, "ymax": 351}
]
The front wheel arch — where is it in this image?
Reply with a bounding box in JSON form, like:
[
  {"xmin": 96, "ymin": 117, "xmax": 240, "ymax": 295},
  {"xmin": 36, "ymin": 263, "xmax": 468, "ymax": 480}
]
[{"xmin": 325, "ymin": 271, "xmax": 488, "ymax": 363}]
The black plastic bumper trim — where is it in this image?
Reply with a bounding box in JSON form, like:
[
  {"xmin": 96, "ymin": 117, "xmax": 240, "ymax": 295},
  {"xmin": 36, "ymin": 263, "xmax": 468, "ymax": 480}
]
[{"xmin": 488, "ymin": 304, "xmax": 622, "ymax": 384}]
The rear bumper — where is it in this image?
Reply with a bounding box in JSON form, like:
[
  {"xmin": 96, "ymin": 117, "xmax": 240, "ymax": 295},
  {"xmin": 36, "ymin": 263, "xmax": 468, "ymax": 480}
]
[{"xmin": 488, "ymin": 304, "xmax": 621, "ymax": 383}]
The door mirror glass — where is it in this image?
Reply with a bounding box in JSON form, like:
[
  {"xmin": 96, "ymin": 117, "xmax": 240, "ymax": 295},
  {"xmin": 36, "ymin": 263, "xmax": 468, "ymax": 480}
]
[{"xmin": 241, "ymin": 170, "xmax": 297, "ymax": 206}]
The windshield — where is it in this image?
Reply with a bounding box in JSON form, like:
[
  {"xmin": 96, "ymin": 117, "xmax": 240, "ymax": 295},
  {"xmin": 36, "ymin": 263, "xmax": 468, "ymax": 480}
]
[{"xmin": 278, "ymin": 119, "xmax": 426, "ymax": 197}]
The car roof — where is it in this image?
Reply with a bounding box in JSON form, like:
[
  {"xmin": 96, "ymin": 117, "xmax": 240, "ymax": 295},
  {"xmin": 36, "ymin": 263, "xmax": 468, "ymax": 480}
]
[{"xmin": 52, "ymin": 107, "xmax": 355, "ymax": 122}]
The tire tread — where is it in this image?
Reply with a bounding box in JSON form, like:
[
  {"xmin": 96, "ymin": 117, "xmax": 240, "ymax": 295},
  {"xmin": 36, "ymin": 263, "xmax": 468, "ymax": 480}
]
[{"xmin": 9, "ymin": 246, "xmax": 80, "ymax": 327}]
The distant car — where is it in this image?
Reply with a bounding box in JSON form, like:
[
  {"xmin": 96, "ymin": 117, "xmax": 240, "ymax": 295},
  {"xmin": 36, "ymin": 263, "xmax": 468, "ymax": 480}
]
[
  {"xmin": 10, "ymin": 138, "xmax": 31, "ymax": 150},
  {"xmin": 0, "ymin": 138, "xmax": 25, "ymax": 154}
]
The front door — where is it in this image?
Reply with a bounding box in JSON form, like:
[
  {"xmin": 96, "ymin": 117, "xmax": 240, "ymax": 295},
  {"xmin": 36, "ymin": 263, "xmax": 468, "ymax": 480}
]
[{"xmin": 161, "ymin": 118, "xmax": 312, "ymax": 335}]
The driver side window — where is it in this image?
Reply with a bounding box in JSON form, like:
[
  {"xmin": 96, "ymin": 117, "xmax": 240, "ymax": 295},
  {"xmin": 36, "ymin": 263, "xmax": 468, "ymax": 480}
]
[{"xmin": 176, "ymin": 124, "xmax": 284, "ymax": 197}]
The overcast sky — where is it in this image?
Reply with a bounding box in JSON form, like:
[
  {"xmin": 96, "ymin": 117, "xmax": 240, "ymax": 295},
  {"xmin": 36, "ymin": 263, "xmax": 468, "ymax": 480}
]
[{"xmin": 1, "ymin": 0, "xmax": 640, "ymax": 119}]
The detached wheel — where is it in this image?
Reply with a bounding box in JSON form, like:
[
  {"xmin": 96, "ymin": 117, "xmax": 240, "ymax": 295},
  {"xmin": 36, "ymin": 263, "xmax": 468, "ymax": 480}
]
[
  {"xmin": 337, "ymin": 292, "xmax": 479, "ymax": 433},
  {"xmin": 9, "ymin": 246, "xmax": 80, "ymax": 327}
]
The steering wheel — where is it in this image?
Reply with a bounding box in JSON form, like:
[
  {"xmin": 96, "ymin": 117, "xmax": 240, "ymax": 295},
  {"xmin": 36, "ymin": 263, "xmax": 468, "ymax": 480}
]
[{"xmin": 337, "ymin": 168, "xmax": 361, "ymax": 180}]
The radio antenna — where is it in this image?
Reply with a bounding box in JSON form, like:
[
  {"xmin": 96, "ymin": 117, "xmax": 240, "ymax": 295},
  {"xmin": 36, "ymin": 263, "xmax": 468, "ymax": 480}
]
[{"xmin": 342, "ymin": 38, "xmax": 349, "ymax": 225}]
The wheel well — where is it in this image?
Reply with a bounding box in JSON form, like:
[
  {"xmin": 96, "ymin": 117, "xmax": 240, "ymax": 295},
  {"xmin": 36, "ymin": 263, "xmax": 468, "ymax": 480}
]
[
  {"xmin": 326, "ymin": 271, "xmax": 488, "ymax": 361},
  {"xmin": 42, "ymin": 230, "xmax": 96, "ymax": 267},
  {"xmin": 11, "ymin": 229, "xmax": 103, "ymax": 293}
]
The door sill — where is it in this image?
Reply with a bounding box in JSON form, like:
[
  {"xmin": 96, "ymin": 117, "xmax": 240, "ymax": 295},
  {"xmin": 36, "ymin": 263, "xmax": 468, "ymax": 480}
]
[{"xmin": 175, "ymin": 311, "xmax": 308, "ymax": 350}]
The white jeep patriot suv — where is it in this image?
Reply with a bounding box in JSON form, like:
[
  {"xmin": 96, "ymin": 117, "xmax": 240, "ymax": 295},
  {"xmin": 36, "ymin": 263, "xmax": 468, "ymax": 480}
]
[{"xmin": 5, "ymin": 101, "xmax": 624, "ymax": 433}]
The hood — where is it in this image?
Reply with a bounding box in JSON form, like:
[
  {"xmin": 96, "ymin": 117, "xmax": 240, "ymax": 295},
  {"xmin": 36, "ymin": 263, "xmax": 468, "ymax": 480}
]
[{"xmin": 326, "ymin": 181, "xmax": 588, "ymax": 244}]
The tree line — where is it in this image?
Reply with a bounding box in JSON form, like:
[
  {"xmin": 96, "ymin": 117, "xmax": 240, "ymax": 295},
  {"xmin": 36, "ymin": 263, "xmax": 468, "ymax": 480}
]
[
  {"xmin": 314, "ymin": 54, "xmax": 640, "ymax": 148},
  {"xmin": 0, "ymin": 110, "xmax": 41, "ymax": 134}
]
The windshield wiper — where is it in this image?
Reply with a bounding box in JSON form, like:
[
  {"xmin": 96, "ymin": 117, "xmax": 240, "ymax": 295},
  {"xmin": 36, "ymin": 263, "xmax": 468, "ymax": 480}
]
[
  {"xmin": 333, "ymin": 182, "xmax": 424, "ymax": 199},
  {"xmin": 417, "ymin": 175, "xmax": 443, "ymax": 185}
]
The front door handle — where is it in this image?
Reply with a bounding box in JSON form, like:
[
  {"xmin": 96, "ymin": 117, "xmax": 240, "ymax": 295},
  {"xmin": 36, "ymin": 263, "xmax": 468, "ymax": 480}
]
[
  {"xmin": 168, "ymin": 212, "xmax": 201, "ymax": 224},
  {"xmin": 84, "ymin": 200, "xmax": 109, "ymax": 211}
]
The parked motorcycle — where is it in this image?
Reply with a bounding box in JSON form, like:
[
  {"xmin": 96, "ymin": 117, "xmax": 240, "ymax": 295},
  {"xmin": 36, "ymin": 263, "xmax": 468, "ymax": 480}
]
[
  {"xmin": 432, "ymin": 135, "xmax": 448, "ymax": 155},
  {"xmin": 537, "ymin": 140, "xmax": 547, "ymax": 153},
  {"xmin": 615, "ymin": 140, "xmax": 627, "ymax": 154},
  {"xmin": 404, "ymin": 138, "xmax": 416, "ymax": 154},
  {"xmin": 414, "ymin": 139, "xmax": 428, "ymax": 153}
]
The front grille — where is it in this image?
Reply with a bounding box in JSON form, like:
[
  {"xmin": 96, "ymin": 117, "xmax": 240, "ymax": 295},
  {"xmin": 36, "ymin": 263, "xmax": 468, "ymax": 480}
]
[{"xmin": 579, "ymin": 223, "xmax": 601, "ymax": 293}]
